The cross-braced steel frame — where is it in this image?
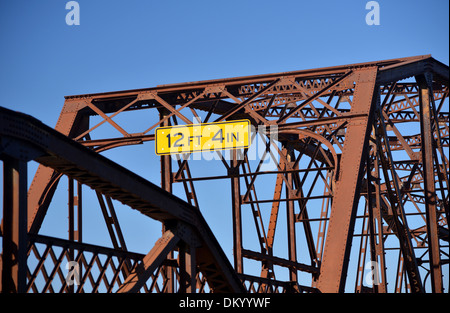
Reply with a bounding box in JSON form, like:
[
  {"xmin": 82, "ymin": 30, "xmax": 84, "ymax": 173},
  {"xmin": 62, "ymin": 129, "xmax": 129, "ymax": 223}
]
[{"xmin": 1, "ymin": 55, "xmax": 448, "ymax": 293}]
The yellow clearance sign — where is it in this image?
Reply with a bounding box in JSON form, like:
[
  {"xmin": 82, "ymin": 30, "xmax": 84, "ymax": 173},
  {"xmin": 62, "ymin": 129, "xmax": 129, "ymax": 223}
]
[{"xmin": 155, "ymin": 120, "xmax": 251, "ymax": 155}]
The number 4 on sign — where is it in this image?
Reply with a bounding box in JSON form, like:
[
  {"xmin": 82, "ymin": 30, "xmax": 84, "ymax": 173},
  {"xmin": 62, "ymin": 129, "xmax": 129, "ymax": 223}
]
[{"xmin": 212, "ymin": 129, "xmax": 225, "ymax": 143}]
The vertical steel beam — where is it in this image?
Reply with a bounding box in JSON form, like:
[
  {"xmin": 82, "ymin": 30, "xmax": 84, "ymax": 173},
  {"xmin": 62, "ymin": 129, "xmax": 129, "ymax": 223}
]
[
  {"xmin": 68, "ymin": 178, "xmax": 74, "ymax": 242},
  {"xmin": 417, "ymin": 74, "xmax": 443, "ymax": 293},
  {"xmin": 68, "ymin": 177, "xmax": 82, "ymax": 293},
  {"xmin": 77, "ymin": 182, "xmax": 82, "ymax": 242},
  {"xmin": 178, "ymin": 244, "xmax": 187, "ymax": 293},
  {"xmin": 186, "ymin": 245, "xmax": 197, "ymax": 293},
  {"xmin": 179, "ymin": 242, "xmax": 197, "ymax": 293},
  {"xmin": 366, "ymin": 149, "xmax": 387, "ymax": 293},
  {"xmin": 369, "ymin": 143, "xmax": 387, "ymax": 292},
  {"xmin": 1, "ymin": 157, "xmax": 28, "ymax": 293},
  {"xmin": 159, "ymin": 108, "xmax": 174, "ymax": 292},
  {"xmin": 317, "ymin": 68, "xmax": 377, "ymax": 293},
  {"xmin": 160, "ymin": 112, "xmax": 173, "ymax": 194},
  {"xmin": 285, "ymin": 145, "xmax": 298, "ymax": 283},
  {"xmin": 68, "ymin": 178, "xmax": 82, "ymax": 242},
  {"xmin": 231, "ymin": 149, "xmax": 243, "ymax": 273},
  {"xmin": 354, "ymin": 203, "xmax": 370, "ymax": 293}
]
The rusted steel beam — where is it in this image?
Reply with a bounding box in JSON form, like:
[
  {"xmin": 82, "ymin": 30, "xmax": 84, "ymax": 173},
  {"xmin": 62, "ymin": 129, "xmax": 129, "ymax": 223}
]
[
  {"xmin": 230, "ymin": 150, "xmax": 243, "ymax": 274},
  {"xmin": 1, "ymin": 157, "xmax": 28, "ymax": 293},
  {"xmin": 417, "ymin": 74, "xmax": 443, "ymax": 293},
  {"xmin": 366, "ymin": 146, "xmax": 388, "ymax": 292},
  {"xmin": 159, "ymin": 108, "xmax": 175, "ymax": 293},
  {"xmin": 117, "ymin": 229, "xmax": 180, "ymax": 293},
  {"xmin": 284, "ymin": 145, "xmax": 298, "ymax": 284},
  {"xmin": 63, "ymin": 55, "xmax": 432, "ymax": 101},
  {"xmin": 316, "ymin": 67, "xmax": 378, "ymax": 293}
]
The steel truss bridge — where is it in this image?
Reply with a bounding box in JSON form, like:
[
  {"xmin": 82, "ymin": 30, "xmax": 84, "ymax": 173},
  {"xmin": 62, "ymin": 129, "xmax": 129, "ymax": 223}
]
[{"xmin": 0, "ymin": 55, "xmax": 448, "ymax": 293}]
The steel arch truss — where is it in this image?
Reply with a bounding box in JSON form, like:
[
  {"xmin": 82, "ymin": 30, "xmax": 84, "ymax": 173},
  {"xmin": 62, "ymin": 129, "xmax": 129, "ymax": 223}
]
[{"xmin": 1, "ymin": 55, "xmax": 448, "ymax": 293}]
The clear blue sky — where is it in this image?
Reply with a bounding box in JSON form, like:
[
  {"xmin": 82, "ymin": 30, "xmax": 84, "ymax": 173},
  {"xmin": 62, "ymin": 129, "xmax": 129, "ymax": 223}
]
[{"xmin": 0, "ymin": 0, "xmax": 448, "ymax": 292}]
